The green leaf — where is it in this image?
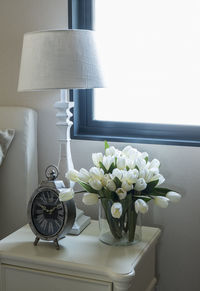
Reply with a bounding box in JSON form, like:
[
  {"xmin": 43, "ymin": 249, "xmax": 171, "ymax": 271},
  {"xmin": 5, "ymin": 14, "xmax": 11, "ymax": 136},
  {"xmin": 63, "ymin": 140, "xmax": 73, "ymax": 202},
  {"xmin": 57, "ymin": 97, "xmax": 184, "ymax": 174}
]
[
  {"xmin": 104, "ymin": 140, "xmax": 109, "ymax": 151},
  {"xmin": 134, "ymin": 195, "xmax": 152, "ymax": 202},
  {"xmin": 143, "ymin": 180, "xmax": 159, "ymax": 194},
  {"xmin": 79, "ymin": 181, "xmax": 98, "ymax": 194},
  {"xmin": 108, "ymin": 162, "xmax": 116, "ymax": 173},
  {"xmin": 145, "ymin": 156, "xmax": 148, "ymax": 163},
  {"xmin": 126, "ymin": 166, "xmax": 130, "ymax": 171},
  {"xmin": 99, "ymin": 161, "xmax": 108, "ymax": 173},
  {"xmin": 151, "ymin": 187, "xmax": 172, "ymax": 197},
  {"xmin": 113, "ymin": 177, "xmax": 122, "ymax": 188}
]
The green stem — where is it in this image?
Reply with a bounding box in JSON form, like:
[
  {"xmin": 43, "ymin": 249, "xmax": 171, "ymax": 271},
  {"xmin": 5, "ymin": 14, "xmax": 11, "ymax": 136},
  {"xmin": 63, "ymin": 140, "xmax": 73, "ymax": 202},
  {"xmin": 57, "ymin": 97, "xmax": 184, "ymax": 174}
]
[
  {"xmin": 127, "ymin": 195, "xmax": 138, "ymax": 242},
  {"xmin": 101, "ymin": 199, "xmax": 122, "ymax": 240}
]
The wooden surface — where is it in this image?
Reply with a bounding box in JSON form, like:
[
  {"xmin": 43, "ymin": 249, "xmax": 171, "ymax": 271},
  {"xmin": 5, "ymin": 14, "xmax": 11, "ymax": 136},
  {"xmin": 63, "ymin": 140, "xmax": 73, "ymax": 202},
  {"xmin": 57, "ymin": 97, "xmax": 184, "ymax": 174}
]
[{"xmin": 0, "ymin": 220, "xmax": 161, "ymax": 291}]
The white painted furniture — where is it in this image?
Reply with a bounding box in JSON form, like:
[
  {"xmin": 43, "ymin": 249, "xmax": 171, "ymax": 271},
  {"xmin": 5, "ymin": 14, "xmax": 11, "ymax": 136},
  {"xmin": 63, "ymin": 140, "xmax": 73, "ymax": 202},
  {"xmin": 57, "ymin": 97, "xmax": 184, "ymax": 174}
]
[{"xmin": 0, "ymin": 220, "xmax": 160, "ymax": 291}]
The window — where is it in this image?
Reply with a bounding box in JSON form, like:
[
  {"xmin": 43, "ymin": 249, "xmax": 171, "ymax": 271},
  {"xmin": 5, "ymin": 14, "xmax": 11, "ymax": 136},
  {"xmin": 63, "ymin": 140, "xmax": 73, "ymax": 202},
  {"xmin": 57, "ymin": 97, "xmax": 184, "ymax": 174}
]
[{"xmin": 69, "ymin": 0, "xmax": 200, "ymax": 146}]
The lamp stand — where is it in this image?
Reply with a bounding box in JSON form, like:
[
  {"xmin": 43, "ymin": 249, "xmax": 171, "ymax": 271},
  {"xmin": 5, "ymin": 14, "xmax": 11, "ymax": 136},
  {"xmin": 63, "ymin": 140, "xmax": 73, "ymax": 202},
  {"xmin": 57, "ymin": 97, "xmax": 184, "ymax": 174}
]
[{"xmin": 54, "ymin": 89, "xmax": 91, "ymax": 235}]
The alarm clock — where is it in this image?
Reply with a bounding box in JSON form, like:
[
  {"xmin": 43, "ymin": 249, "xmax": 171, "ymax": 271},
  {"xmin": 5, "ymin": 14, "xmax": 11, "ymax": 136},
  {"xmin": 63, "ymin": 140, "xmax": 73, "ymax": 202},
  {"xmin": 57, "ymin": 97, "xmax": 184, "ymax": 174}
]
[{"xmin": 27, "ymin": 165, "xmax": 76, "ymax": 249}]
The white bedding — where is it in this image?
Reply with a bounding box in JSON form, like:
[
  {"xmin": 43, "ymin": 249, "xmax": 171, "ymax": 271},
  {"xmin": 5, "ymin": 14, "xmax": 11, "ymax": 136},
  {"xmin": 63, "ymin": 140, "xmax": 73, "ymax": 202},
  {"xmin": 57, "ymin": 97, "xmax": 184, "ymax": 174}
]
[{"xmin": 0, "ymin": 106, "xmax": 38, "ymax": 239}]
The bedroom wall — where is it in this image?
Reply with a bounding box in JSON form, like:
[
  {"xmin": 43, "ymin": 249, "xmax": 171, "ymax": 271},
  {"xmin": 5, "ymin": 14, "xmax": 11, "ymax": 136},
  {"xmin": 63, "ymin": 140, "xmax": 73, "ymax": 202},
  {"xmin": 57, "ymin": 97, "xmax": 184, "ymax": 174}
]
[{"xmin": 0, "ymin": 1, "xmax": 200, "ymax": 290}]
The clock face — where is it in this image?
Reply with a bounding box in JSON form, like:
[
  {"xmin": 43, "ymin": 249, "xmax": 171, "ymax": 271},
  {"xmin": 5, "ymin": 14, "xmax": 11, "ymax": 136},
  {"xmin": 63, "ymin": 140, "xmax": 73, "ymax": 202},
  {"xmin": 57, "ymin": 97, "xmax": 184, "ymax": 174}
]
[{"xmin": 31, "ymin": 189, "xmax": 65, "ymax": 237}]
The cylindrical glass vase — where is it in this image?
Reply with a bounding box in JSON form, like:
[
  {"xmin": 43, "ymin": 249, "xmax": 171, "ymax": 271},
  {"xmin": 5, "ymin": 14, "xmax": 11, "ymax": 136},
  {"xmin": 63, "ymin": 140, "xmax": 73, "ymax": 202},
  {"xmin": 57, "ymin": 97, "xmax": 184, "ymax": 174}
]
[{"xmin": 98, "ymin": 199, "xmax": 142, "ymax": 246}]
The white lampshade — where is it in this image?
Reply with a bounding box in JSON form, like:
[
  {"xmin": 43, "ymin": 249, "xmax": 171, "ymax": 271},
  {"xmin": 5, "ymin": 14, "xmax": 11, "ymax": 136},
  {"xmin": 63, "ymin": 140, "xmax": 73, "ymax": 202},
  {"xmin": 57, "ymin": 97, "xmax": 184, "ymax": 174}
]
[{"xmin": 18, "ymin": 29, "xmax": 104, "ymax": 91}]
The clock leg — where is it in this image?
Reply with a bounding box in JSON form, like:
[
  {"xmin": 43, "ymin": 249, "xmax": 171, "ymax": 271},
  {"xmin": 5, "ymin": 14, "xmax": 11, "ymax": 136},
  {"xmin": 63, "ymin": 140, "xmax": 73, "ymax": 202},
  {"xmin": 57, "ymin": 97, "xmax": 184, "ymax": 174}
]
[
  {"xmin": 33, "ymin": 236, "xmax": 40, "ymax": 246},
  {"xmin": 54, "ymin": 238, "xmax": 60, "ymax": 250}
]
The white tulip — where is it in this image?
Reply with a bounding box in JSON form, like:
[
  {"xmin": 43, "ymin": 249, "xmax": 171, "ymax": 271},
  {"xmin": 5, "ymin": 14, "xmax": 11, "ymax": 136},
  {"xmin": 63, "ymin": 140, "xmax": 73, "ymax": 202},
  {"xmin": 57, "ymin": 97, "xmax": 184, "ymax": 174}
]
[
  {"xmin": 122, "ymin": 146, "xmax": 139, "ymax": 160},
  {"xmin": 105, "ymin": 146, "xmax": 116, "ymax": 156},
  {"xmin": 78, "ymin": 168, "xmax": 90, "ymax": 183},
  {"xmin": 59, "ymin": 188, "xmax": 74, "ymax": 202},
  {"xmin": 128, "ymin": 148, "xmax": 139, "ymax": 160},
  {"xmin": 121, "ymin": 181, "xmax": 133, "ymax": 192},
  {"xmin": 138, "ymin": 168, "xmax": 146, "ymax": 179},
  {"xmin": 136, "ymin": 157, "xmax": 146, "ymax": 171},
  {"xmin": 103, "ymin": 155, "xmax": 115, "ymax": 171},
  {"xmin": 150, "ymin": 174, "xmax": 165, "ymax": 185},
  {"xmin": 106, "ymin": 180, "xmax": 116, "ymax": 191},
  {"xmin": 82, "ymin": 193, "xmax": 99, "ymax": 205},
  {"xmin": 140, "ymin": 152, "xmax": 149, "ymax": 161},
  {"xmin": 116, "ymin": 157, "xmax": 126, "ymax": 170},
  {"xmin": 111, "ymin": 168, "xmax": 123, "ymax": 180},
  {"xmin": 66, "ymin": 169, "xmax": 79, "ymax": 182},
  {"xmin": 135, "ymin": 199, "xmax": 149, "ymax": 214},
  {"xmin": 89, "ymin": 167, "xmax": 104, "ymax": 179},
  {"xmin": 92, "ymin": 152, "xmax": 103, "ymax": 167},
  {"xmin": 134, "ymin": 178, "xmax": 147, "ymax": 191},
  {"xmin": 122, "ymin": 145, "xmax": 133, "ymax": 156},
  {"xmin": 111, "ymin": 202, "xmax": 123, "ymax": 218},
  {"xmin": 154, "ymin": 196, "xmax": 169, "ymax": 208},
  {"xmin": 149, "ymin": 158, "xmax": 160, "ymax": 169},
  {"xmin": 126, "ymin": 158, "xmax": 136, "ymax": 169},
  {"xmin": 144, "ymin": 168, "xmax": 154, "ymax": 183},
  {"xmin": 101, "ymin": 174, "xmax": 110, "ymax": 187},
  {"xmin": 89, "ymin": 178, "xmax": 102, "ymax": 191},
  {"xmin": 166, "ymin": 191, "xmax": 181, "ymax": 203},
  {"xmin": 116, "ymin": 188, "xmax": 127, "ymax": 200},
  {"xmin": 125, "ymin": 169, "xmax": 139, "ymax": 184}
]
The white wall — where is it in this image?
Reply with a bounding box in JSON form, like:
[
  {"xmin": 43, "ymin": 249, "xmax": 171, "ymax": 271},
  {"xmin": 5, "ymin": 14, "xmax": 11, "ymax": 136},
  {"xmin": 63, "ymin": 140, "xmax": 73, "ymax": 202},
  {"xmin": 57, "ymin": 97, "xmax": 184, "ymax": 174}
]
[{"xmin": 0, "ymin": 1, "xmax": 200, "ymax": 290}]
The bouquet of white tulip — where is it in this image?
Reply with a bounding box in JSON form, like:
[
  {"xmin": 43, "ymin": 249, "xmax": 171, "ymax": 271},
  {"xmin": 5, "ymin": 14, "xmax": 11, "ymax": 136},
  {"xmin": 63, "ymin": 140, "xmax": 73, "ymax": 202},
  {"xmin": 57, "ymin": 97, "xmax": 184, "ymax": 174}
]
[{"xmin": 61, "ymin": 141, "xmax": 181, "ymax": 244}]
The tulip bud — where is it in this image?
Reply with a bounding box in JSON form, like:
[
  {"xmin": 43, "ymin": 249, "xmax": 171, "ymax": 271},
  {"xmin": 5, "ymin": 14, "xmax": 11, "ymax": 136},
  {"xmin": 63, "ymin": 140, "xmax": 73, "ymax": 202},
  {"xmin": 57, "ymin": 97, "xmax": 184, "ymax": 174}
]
[
  {"xmin": 125, "ymin": 169, "xmax": 139, "ymax": 184},
  {"xmin": 111, "ymin": 202, "xmax": 123, "ymax": 218},
  {"xmin": 166, "ymin": 191, "xmax": 181, "ymax": 203},
  {"xmin": 121, "ymin": 181, "xmax": 133, "ymax": 192},
  {"xmin": 82, "ymin": 193, "xmax": 99, "ymax": 205},
  {"xmin": 111, "ymin": 168, "xmax": 123, "ymax": 180},
  {"xmin": 154, "ymin": 196, "xmax": 169, "ymax": 208},
  {"xmin": 134, "ymin": 178, "xmax": 147, "ymax": 191},
  {"xmin": 66, "ymin": 169, "xmax": 79, "ymax": 182},
  {"xmin": 78, "ymin": 168, "xmax": 90, "ymax": 183},
  {"xmin": 59, "ymin": 188, "xmax": 74, "ymax": 202},
  {"xmin": 89, "ymin": 178, "xmax": 102, "ymax": 191},
  {"xmin": 92, "ymin": 153, "xmax": 103, "ymax": 167},
  {"xmin": 117, "ymin": 157, "xmax": 126, "ymax": 170},
  {"xmin": 106, "ymin": 180, "xmax": 116, "ymax": 191},
  {"xmin": 103, "ymin": 156, "xmax": 115, "ymax": 171},
  {"xmin": 89, "ymin": 167, "xmax": 104, "ymax": 179},
  {"xmin": 116, "ymin": 188, "xmax": 127, "ymax": 200},
  {"xmin": 105, "ymin": 146, "xmax": 116, "ymax": 156},
  {"xmin": 135, "ymin": 199, "xmax": 149, "ymax": 214}
]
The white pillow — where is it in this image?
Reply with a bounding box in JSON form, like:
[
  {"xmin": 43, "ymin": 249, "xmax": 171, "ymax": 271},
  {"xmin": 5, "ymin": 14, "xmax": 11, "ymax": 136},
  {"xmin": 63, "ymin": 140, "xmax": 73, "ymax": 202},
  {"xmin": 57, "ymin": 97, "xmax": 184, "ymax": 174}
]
[{"xmin": 0, "ymin": 129, "xmax": 15, "ymax": 166}]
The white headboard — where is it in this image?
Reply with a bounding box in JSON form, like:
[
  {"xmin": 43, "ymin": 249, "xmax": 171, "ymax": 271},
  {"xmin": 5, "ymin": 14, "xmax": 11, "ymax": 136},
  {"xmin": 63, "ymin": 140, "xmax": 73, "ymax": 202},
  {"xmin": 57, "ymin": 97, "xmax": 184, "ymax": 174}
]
[{"xmin": 0, "ymin": 106, "xmax": 38, "ymax": 239}]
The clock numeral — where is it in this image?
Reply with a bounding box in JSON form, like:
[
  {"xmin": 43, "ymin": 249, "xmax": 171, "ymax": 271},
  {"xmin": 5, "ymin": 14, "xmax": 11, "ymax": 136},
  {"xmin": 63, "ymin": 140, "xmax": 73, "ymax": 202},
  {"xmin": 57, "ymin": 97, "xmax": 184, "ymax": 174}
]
[
  {"xmin": 40, "ymin": 219, "xmax": 48, "ymax": 231},
  {"xmin": 36, "ymin": 214, "xmax": 44, "ymax": 224},
  {"xmin": 48, "ymin": 222, "xmax": 54, "ymax": 234},
  {"xmin": 40, "ymin": 193, "xmax": 47, "ymax": 203}
]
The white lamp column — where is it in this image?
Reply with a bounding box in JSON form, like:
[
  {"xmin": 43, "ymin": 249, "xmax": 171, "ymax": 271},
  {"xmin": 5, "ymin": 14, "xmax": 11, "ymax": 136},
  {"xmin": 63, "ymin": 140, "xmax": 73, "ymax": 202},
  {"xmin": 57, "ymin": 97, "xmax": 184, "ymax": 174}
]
[
  {"xmin": 54, "ymin": 90, "xmax": 74, "ymax": 187},
  {"xmin": 54, "ymin": 89, "xmax": 91, "ymax": 234}
]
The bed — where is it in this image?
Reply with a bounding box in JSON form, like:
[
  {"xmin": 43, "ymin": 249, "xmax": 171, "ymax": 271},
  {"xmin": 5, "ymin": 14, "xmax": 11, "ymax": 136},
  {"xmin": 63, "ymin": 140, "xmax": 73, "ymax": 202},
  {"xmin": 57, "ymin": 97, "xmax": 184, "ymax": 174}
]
[{"xmin": 0, "ymin": 106, "xmax": 38, "ymax": 239}]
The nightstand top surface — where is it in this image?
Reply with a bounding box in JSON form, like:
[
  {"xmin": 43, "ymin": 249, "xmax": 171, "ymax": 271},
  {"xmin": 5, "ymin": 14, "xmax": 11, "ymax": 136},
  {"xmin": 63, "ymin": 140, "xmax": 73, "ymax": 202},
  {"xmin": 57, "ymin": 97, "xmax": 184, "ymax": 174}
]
[{"xmin": 0, "ymin": 220, "xmax": 160, "ymax": 280}]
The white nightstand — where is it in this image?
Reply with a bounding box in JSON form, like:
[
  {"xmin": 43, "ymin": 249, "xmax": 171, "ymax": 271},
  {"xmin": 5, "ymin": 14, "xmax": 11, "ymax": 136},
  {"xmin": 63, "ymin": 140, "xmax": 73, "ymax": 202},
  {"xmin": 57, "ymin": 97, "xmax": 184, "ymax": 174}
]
[{"xmin": 0, "ymin": 220, "xmax": 160, "ymax": 291}]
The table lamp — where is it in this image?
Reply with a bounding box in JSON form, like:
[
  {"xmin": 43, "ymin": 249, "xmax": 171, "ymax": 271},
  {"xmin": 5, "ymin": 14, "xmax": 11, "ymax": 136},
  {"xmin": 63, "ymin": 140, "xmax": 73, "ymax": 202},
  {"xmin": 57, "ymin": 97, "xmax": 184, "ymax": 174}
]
[{"xmin": 18, "ymin": 29, "xmax": 104, "ymax": 234}]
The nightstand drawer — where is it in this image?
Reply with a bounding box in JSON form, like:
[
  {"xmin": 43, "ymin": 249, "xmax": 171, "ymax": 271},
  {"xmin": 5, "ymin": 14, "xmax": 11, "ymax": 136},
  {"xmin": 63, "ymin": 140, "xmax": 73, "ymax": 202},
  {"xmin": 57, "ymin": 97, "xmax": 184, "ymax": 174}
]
[{"xmin": 1, "ymin": 264, "xmax": 112, "ymax": 291}]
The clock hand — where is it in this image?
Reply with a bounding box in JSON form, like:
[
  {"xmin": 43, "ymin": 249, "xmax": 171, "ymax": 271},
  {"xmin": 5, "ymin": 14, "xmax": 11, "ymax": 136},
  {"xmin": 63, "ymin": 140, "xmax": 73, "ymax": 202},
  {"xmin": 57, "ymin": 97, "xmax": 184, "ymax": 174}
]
[{"xmin": 39, "ymin": 204, "xmax": 49, "ymax": 212}]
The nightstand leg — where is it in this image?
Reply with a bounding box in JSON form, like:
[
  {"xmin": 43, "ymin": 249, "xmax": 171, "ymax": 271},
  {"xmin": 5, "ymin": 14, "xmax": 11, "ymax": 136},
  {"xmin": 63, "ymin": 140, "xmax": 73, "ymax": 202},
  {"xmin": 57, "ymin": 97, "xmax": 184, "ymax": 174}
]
[
  {"xmin": 54, "ymin": 239, "xmax": 60, "ymax": 250},
  {"xmin": 33, "ymin": 237, "xmax": 40, "ymax": 246}
]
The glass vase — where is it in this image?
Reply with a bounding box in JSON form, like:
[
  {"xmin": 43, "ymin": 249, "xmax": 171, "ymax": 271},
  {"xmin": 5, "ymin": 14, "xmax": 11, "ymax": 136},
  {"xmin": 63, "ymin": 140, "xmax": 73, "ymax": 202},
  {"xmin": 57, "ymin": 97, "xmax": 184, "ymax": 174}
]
[{"xmin": 98, "ymin": 199, "xmax": 142, "ymax": 246}]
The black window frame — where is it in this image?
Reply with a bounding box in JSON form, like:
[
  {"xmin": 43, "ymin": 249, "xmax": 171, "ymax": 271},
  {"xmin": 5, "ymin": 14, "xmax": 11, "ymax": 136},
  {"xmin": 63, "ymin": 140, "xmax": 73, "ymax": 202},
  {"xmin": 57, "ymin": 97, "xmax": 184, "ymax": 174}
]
[{"xmin": 69, "ymin": 0, "xmax": 200, "ymax": 147}]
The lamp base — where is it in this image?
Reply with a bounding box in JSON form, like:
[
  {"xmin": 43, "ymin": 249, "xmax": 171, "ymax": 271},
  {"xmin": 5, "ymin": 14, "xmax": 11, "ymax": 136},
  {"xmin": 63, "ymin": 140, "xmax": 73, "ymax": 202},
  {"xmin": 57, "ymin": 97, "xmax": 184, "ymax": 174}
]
[{"xmin": 69, "ymin": 208, "xmax": 91, "ymax": 235}]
